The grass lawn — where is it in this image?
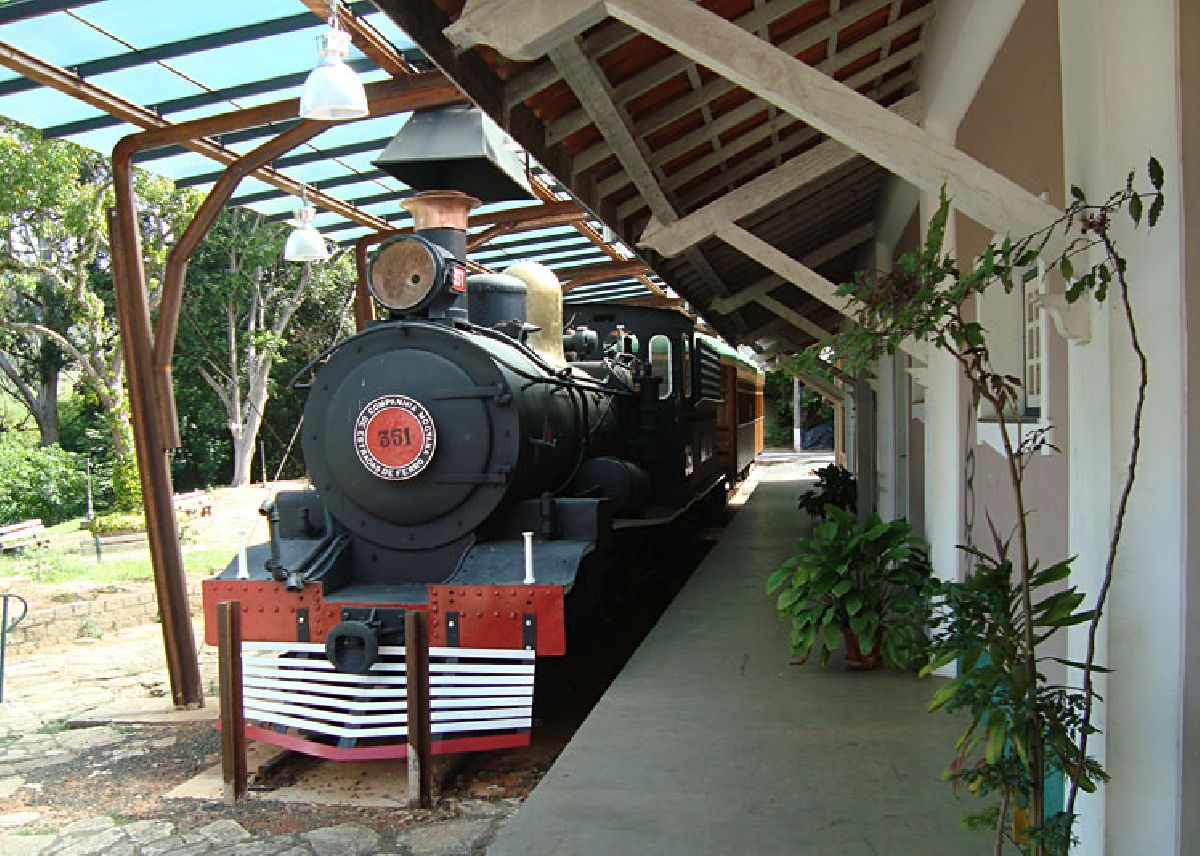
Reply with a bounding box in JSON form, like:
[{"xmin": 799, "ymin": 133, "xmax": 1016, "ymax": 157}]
[{"xmin": 0, "ymin": 546, "xmax": 232, "ymax": 585}]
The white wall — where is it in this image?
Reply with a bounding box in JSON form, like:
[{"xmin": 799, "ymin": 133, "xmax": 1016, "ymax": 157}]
[{"xmin": 1059, "ymin": 1, "xmax": 1188, "ymax": 852}]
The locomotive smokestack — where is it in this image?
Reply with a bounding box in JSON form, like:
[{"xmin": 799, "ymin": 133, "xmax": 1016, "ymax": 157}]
[{"xmin": 401, "ymin": 190, "xmax": 480, "ymax": 263}]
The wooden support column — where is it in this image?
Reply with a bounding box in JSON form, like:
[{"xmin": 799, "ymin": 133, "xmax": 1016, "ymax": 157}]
[
  {"xmin": 406, "ymin": 610, "xmax": 433, "ymax": 808},
  {"xmin": 217, "ymin": 601, "xmax": 247, "ymax": 805},
  {"xmin": 107, "ymin": 196, "xmax": 203, "ymax": 709},
  {"xmin": 151, "ymin": 121, "xmax": 333, "ymax": 447},
  {"xmin": 103, "ymin": 76, "xmax": 461, "ymax": 707}
]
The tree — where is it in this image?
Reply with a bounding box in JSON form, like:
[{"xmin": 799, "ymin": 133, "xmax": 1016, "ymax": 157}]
[
  {"xmin": 0, "ymin": 121, "xmax": 196, "ymax": 508},
  {"xmin": 179, "ymin": 207, "xmax": 350, "ymax": 486},
  {"xmin": 0, "ymin": 273, "xmax": 69, "ymax": 444}
]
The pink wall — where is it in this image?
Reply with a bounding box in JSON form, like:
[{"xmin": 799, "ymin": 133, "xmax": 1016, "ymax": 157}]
[{"xmin": 952, "ymin": 0, "xmax": 1069, "ymax": 572}]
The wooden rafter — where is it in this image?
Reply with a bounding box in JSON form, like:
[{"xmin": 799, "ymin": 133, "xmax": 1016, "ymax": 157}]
[
  {"xmin": 559, "ymin": 259, "xmax": 649, "ymax": 291},
  {"xmin": 611, "ymin": 42, "xmax": 922, "ymax": 204},
  {"xmin": 570, "ymin": 0, "xmax": 923, "ymax": 179},
  {"xmin": 546, "ymin": 36, "xmax": 732, "ymax": 304},
  {"xmin": 546, "ymin": 0, "xmax": 830, "ymax": 145}
]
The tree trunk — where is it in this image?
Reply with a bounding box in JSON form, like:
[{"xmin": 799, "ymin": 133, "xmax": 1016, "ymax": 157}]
[
  {"xmin": 34, "ymin": 360, "xmax": 59, "ymax": 445},
  {"xmin": 230, "ymin": 430, "xmax": 257, "ymax": 487}
]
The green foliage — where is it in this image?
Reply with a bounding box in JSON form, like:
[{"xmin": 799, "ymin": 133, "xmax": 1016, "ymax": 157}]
[
  {"xmin": 922, "ymin": 548, "xmax": 1106, "ymax": 851},
  {"xmin": 798, "ymin": 161, "xmax": 1166, "ymax": 393},
  {"xmin": 0, "ymin": 432, "xmax": 85, "ymax": 525},
  {"xmin": 766, "ymin": 508, "xmax": 931, "ymax": 668},
  {"xmin": 0, "ymin": 120, "xmax": 198, "ymax": 489},
  {"xmin": 87, "ymin": 511, "xmax": 146, "ymax": 536},
  {"xmin": 174, "ymin": 207, "xmax": 356, "ymax": 485},
  {"xmin": 110, "ymin": 452, "xmax": 142, "ymax": 513},
  {"xmin": 797, "ymin": 463, "xmax": 857, "ymax": 518},
  {"xmin": 762, "ymin": 369, "xmax": 833, "ymax": 447},
  {"xmin": 0, "ymin": 545, "xmax": 232, "ymax": 585}
]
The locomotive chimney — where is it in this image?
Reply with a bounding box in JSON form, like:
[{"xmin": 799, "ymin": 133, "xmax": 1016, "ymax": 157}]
[{"xmin": 401, "ymin": 190, "xmax": 480, "ymax": 263}]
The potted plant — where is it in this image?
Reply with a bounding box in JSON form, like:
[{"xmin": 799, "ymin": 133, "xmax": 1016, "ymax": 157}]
[
  {"xmin": 796, "ymin": 463, "xmax": 856, "ymax": 519},
  {"xmin": 766, "ymin": 507, "xmax": 931, "ymax": 669}
]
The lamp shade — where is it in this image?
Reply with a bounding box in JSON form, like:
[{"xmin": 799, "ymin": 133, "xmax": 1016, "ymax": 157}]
[
  {"xmin": 284, "ymin": 204, "xmax": 329, "ymax": 262},
  {"xmin": 299, "ymin": 28, "xmax": 368, "ymax": 121}
]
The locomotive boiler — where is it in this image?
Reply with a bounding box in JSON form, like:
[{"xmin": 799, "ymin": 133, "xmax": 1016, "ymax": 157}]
[{"xmin": 202, "ymin": 189, "xmax": 746, "ymax": 758}]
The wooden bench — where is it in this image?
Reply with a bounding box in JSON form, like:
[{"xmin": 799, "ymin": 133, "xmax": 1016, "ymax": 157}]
[
  {"xmin": 173, "ymin": 490, "xmax": 213, "ymax": 518},
  {"xmin": 0, "ymin": 519, "xmax": 49, "ymax": 552}
]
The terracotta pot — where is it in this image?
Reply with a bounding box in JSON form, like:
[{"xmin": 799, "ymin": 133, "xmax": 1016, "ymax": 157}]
[{"xmin": 843, "ymin": 628, "xmax": 882, "ymax": 670}]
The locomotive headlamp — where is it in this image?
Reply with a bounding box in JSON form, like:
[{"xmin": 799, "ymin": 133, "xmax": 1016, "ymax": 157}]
[{"xmin": 368, "ymin": 233, "xmax": 466, "ymax": 315}]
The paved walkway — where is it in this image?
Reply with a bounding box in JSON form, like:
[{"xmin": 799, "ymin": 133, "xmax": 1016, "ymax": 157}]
[
  {"xmin": 0, "ymin": 619, "xmax": 507, "ymax": 854},
  {"xmin": 489, "ymin": 462, "xmax": 989, "ymax": 856}
]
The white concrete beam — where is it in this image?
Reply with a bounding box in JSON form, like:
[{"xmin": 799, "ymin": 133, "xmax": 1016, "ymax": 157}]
[
  {"xmin": 444, "ymin": 0, "xmax": 605, "ymax": 61},
  {"xmin": 716, "ymin": 224, "xmax": 844, "ymax": 312},
  {"xmin": 756, "ymin": 295, "xmax": 832, "ymax": 341},
  {"xmin": 548, "ymin": 38, "xmax": 675, "ymax": 223},
  {"xmin": 641, "ymin": 94, "xmax": 922, "ymax": 257},
  {"xmin": 718, "ymin": 223, "xmax": 928, "ymax": 361},
  {"xmin": 711, "ymin": 223, "xmax": 875, "ymax": 314},
  {"xmin": 548, "ymin": 37, "xmax": 733, "ymax": 302},
  {"xmin": 606, "ymin": 0, "xmax": 1065, "ymax": 253}
]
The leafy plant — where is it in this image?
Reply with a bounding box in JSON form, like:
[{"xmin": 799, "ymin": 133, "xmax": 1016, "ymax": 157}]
[
  {"xmin": 766, "ymin": 507, "xmax": 931, "ymax": 668},
  {"xmin": 792, "ymin": 160, "xmax": 1164, "ymax": 854},
  {"xmin": 0, "ymin": 432, "xmax": 86, "ymax": 525},
  {"xmin": 923, "ymin": 538, "xmax": 1105, "ymax": 849},
  {"xmin": 87, "ymin": 512, "xmax": 146, "ymax": 535},
  {"xmin": 797, "ymin": 463, "xmax": 857, "ymax": 518}
]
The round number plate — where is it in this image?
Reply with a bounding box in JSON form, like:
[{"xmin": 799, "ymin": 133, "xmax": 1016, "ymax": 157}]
[{"xmin": 353, "ymin": 394, "xmax": 436, "ymax": 480}]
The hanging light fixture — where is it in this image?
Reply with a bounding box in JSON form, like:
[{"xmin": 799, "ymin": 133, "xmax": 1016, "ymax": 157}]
[
  {"xmin": 299, "ymin": 0, "xmax": 368, "ymax": 121},
  {"xmin": 284, "ymin": 190, "xmax": 329, "ymax": 262}
]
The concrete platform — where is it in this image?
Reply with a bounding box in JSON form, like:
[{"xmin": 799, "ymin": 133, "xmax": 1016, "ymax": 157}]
[{"xmin": 489, "ymin": 462, "xmax": 988, "ymax": 856}]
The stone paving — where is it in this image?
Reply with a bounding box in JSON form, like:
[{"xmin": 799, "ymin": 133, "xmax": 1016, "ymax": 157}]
[
  {"xmin": 0, "ymin": 620, "xmax": 513, "ymax": 854},
  {"xmin": 0, "ymin": 621, "xmax": 219, "ymax": 736},
  {"xmin": 0, "ymin": 813, "xmax": 505, "ymax": 855}
]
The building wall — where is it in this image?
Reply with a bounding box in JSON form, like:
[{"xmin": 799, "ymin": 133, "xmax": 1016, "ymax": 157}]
[
  {"xmin": 880, "ymin": 1, "xmax": 1193, "ymax": 851},
  {"xmin": 1180, "ymin": 2, "xmax": 1200, "ymax": 850},
  {"xmin": 1057, "ymin": 0, "xmax": 1189, "ymax": 851},
  {"xmin": 953, "ymin": 0, "xmax": 1068, "ymax": 572}
]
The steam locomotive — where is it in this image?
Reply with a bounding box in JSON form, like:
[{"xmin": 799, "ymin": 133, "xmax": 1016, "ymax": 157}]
[{"xmin": 202, "ymin": 190, "xmax": 762, "ymax": 759}]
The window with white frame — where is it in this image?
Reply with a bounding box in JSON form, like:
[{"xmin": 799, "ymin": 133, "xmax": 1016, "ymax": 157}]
[
  {"xmin": 649, "ymin": 334, "xmax": 672, "ymax": 399},
  {"xmin": 975, "ymin": 257, "xmax": 1046, "ymax": 422},
  {"xmin": 1022, "ymin": 267, "xmax": 1043, "ymax": 418}
]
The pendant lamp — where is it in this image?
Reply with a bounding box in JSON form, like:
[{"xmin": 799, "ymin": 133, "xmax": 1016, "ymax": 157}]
[
  {"xmin": 284, "ymin": 194, "xmax": 329, "ymax": 263},
  {"xmin": 299, "ymin": 0, "xmax": 368, "ymax": 121}
]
